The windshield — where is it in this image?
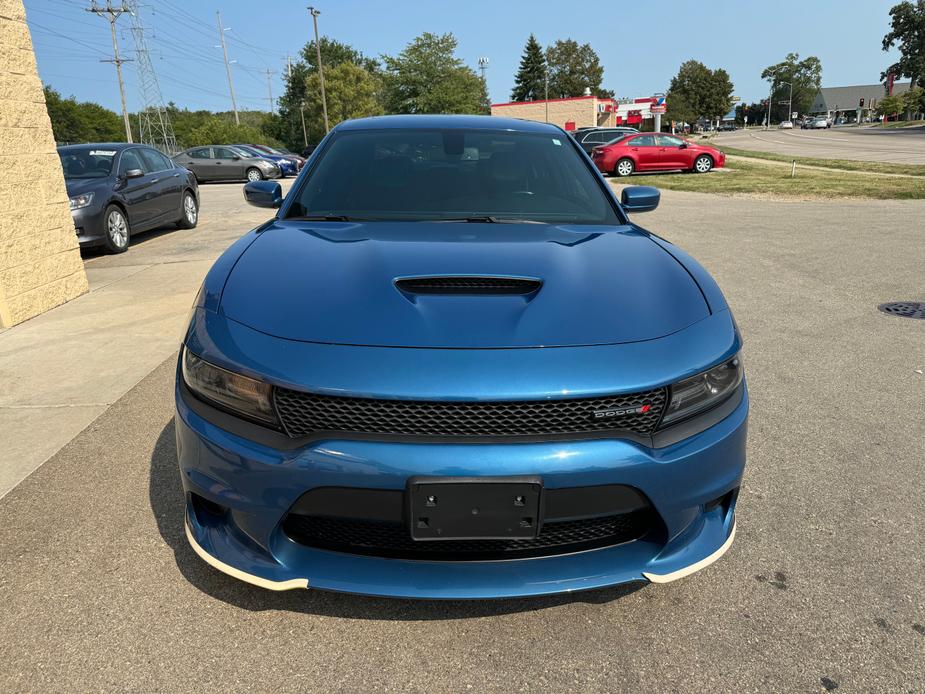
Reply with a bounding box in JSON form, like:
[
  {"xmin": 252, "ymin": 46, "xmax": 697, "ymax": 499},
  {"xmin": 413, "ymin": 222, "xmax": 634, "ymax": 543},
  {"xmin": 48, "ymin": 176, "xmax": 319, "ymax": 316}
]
[
  {"xmin": 286, "ymin": 128, "xmax": 620, "ymax": 225},
  {"xmin": 58, "ymin": 148, "xmax": 116, "ymax": 179},
  {"xmin": 233, "ymin": 146, "xmax": 262, "ymax": 158}
]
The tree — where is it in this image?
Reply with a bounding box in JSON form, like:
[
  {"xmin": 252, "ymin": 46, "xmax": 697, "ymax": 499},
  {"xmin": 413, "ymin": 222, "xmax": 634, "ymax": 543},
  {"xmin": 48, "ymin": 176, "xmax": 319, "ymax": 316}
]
[
  {"xmin": 510, "ymin": 34, "xmax": 547, "ymax": 101},
  {"xmin": 43, "ymin": 86, "xmax": 123, "ymax": 143},
  {"xmin": 382, "ymin": 32, "xmax": 487, "ymax": 114},
  {"xmin": 877, "ymin": 93, "xmax": 906, "ymax": 119},
  {"xmin": 761, "ymin": 53, "xmax": 822, "ymax": 122},
  {"xmin": 185, "ymin": 117, "xmax": 273, "ymax": 148},
  {"xmin": 902, "ymin": 85, "xmax": 925, "ymax": 116},
  {"xmin": 268, "ymin": 38, "xmax": 381, "ymax": 150},
  {"xmin": 545, "ymin": 39, "xmax": 612, "ymax": 98},
  {"xmin": 882, "ymin": 1, "xmax": 925, "ymax": 94},
  {"xmin": 665, "ymin": 60, "xmax": 734, "ymax": 125},
  {"xmin": 303, "ymin": 62, "xmax": 383, "ymax": 129}
]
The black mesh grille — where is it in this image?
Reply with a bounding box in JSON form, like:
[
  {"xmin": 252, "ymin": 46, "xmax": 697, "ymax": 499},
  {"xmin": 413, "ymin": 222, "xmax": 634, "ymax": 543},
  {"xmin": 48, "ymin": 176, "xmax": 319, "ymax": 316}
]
[
  {"xmin": 283, "ymin": 510, "xmax": 656, "ymax": 560},
  {"xmin": 274, "ymin": 388, "xmax": 667, "ymax": 439},
  {"xmin": 395, "ymin": 276, "xmax": 541, "ymax": 295}
]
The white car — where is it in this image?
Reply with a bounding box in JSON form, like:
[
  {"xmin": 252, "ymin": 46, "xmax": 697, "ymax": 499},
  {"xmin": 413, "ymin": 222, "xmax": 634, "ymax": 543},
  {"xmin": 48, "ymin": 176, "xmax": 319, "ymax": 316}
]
[{"xmin": 778, "ymin": 121, "xmax": 793, "ymax": 129}]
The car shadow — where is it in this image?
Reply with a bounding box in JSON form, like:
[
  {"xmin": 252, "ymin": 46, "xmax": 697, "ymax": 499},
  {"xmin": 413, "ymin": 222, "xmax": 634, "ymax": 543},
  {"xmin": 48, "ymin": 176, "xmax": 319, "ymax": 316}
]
[{"xmin": 149, "ymin": 421, "xmax": 645, "ymax": 619}]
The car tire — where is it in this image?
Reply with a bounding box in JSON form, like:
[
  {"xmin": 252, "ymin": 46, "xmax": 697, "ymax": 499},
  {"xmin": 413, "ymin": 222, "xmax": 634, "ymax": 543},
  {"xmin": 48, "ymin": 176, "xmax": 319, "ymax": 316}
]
[
  {"xmin": 693, "ymin": 155, "xmax": 713, "ymax": 174},
  {"xmin": 246, "ymin": 167, "xmax": 263, "ymax": 182},
  {"xmin": 177, "ymin": 190, "xmax": 198, "ymax": 229},
  {"xmin": 102, "ymin": 204, "xmax": 130, "ymax": 254},
  {"xmin": 614, "ymin": 158, "xmax": 635, "ymax": 177}
]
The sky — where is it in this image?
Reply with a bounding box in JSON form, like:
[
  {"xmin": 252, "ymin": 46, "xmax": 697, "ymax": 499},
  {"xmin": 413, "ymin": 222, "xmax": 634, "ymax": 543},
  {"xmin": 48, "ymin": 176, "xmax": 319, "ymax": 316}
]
[{"xmin": 26, "ymin": 0, "xmax": 903, "ymax": 115}]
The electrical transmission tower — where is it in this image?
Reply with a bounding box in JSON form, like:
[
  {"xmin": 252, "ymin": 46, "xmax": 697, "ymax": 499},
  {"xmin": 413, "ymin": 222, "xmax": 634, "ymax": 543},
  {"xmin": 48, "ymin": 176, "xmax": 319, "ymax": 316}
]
[{"xmin": 124, "ymin": 0, "xmax": 177, "ymax": 153}]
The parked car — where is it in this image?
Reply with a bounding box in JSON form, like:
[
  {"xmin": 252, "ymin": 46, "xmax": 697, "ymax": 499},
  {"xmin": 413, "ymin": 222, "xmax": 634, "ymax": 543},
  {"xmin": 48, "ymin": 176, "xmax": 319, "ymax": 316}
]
[
  {"xmin": 176, "ymin": 114, "xmax": 747, "ymax": 598},
  {"xmin": 301, "ymin": 143, "xmax": 317, "ymax": 158},
  {"xmin": 572, "ymin": 127, "xmax": 640, "ymax": 154},
  {"xmin": 778, "ymin": 121, "xmax": 793, "ymax": 129},
  {"xmin": 244, "ymin": 144, "xmax": 305, "ymax": 172},
  {"xmin": 233, "ymin": 144, "xmax": 298, "ymax": 177},
  {"xmin": 717, "ymin": 123, "xmax": 737, "ymax": 132},
  {"xmin": 592, "ymin": 133, "xmax": 726, "ymax": 176},
  {"xmin": 58, "ymin": 143, "xmax": 198, "ymax": 254},
  {"xmin": 173, "ymin": 146, "xmax": 280, "ymax": 182}
]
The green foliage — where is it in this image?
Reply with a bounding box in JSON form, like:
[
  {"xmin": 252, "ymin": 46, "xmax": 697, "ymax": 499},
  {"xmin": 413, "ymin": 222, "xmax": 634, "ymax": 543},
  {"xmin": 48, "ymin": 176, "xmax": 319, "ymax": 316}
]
[
  {"xmin": 903, "ymin": 85, "xmax": 925, "ymax": 114},
  {"xmin": 511, "ymin": 34, "xmax": 547, "ymax": 101},
  {"xmin": 269, "ymin": 37, "xmax": 382, "ymax": 150},
  {"xmin": 761, "ymin": 53, "xmax": 822, "ymax": 121},
  {"xmin": 545, "ymin": 39, "xmax": 612, "ymax": 98},
  {"xmin": 878, "ymin": 93, "xmax": 906, "ymax": 117},
  {"xmin": 382, "ymin": 33, "xmax": 487, "ymax": 114},
  {"xmin": 184, "ymin": 117, "xmax": 271, "ymax": 149},
  {"xmin": 882, "ymin": 1, "xmax": 925, "ymax": 89},
  {"xmin": 304, "ymin": 62, "xmax": 383, "ymax": 127},
  {"xmin": 735, "ymin": 102, "xmax": 766, "ymax": 126},
  {"xmin": 43, "ymin": 85, "xmax": 124, "ymax": 144},
  {"xmin": 666, "ymin": 60, "xmax": 735, "ymax": 123}
]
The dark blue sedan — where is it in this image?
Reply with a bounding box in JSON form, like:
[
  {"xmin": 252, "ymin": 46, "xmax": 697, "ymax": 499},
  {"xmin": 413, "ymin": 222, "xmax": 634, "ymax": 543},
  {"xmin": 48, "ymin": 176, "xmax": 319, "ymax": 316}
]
[
  {"xmin": 176, "ymin": 115, "xmax": 747, "ymax": 597},
  {"xmin": 59, "ymin": 143, "xmax": 199, "ymax": 253}
]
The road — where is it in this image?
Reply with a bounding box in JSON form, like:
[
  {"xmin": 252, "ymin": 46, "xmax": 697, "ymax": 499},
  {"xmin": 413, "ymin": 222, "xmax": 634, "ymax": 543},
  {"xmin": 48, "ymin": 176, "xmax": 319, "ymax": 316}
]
[
  {"xmin": 717, "ymin": 125, "xmax": 925, "ymax": 164},
  {"xmin": 1, "ymin": 184, "xmax": 924, "ymax": 692}
]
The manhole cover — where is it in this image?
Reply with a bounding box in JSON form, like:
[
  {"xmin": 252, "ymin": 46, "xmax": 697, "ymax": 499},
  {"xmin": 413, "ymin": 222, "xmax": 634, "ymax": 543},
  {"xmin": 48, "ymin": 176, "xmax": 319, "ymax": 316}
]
[{"xmin": 878, "ymin": 302, "xmax": 925, "ymax": 319}]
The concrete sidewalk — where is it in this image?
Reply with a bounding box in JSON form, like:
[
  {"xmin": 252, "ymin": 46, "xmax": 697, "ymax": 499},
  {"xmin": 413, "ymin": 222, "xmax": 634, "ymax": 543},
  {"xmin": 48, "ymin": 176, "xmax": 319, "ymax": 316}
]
[{"xmin": 0, "ymin": 181, "xmax": 291, "ymax": 497}]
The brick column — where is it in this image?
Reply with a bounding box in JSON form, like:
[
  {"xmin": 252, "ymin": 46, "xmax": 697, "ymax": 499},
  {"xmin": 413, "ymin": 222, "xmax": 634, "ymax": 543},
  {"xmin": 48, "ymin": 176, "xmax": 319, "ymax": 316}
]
[{"xmin": 0, "ymin": 0, "xmax": 88, "ymax": 328}]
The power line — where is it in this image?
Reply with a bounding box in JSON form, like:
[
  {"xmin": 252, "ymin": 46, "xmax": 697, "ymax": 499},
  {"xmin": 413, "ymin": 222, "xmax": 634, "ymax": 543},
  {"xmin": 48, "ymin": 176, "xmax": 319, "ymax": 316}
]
[{"xmin": 86, "ymin": 1, "xmax": 133, "ymax": 142}]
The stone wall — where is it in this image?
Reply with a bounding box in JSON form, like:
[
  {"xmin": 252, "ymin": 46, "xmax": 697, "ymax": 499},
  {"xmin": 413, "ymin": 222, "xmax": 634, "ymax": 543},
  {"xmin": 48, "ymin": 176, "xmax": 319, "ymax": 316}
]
[{"xmin": 0, "ymin": 0, "xmax": 88, "ymax": 328}]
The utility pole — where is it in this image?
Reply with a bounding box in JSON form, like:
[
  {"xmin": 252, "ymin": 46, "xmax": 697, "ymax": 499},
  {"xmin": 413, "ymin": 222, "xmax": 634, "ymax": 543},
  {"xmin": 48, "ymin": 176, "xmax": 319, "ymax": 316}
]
[
  {"xmin": 125, "ymin": 0, "xmax": 177, "ymax": 153},
  {"xmin": 307, "ymin": 6, "xmax": 328, "ymax": 133},
  {"xmin": 264, "ymin": 68, "xmax": 275, "ymax": 113},
  {"xmin": 299, "ymin": 100, "xmax": 308, "ymax": 146},
  {"xmin": 216, "ymin": 11, "xmax": 239, "ymax": 125},
  {"xmin": 544, "ymin": 69, "xmax": 549, "ymax": 123},
  {"xmin": 87, "ymin": 1, "xmax": 133, "ymax": 142}
]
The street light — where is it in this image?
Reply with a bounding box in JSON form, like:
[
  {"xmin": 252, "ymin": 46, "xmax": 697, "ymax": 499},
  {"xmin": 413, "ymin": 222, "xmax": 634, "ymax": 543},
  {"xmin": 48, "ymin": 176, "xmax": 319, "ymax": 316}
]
[{"xmin": 307, "ymin": 6, "xmax": 329, "ymax": 133}]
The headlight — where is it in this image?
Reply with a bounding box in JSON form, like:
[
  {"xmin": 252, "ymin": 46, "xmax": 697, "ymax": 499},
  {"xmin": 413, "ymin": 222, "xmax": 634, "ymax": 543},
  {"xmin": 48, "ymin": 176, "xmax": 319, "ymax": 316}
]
[
  {"xmin": 660, "ymin": 355, "xmax": 743, "ymax": 427},
  {"xmin": 258, "ymin": 160, "xmax": 274, "ymax": 168},
  {"xmin": 69, "ymin": 193, "xmax": 94, "ymax": 210},
  {"xmin": 181, "ymin": 347, "xmax": 278, "ymax": 426}
]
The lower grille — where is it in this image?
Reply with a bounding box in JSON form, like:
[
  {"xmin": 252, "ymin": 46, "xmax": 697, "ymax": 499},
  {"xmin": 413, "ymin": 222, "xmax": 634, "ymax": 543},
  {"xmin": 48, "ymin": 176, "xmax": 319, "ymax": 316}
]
[
  {"xmin": 273, "ymin": 387, "xmax": 667, "ymax": 440},
  {"xmin": 282, "ymin": 509, "xmax": 656, "ymax": 561}
]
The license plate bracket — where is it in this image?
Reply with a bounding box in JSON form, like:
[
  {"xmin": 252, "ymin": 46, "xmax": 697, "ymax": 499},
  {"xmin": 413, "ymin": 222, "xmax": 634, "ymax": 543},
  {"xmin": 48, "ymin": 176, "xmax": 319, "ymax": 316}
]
[{"xmin": 408, "ymin": 476, "xmax": 542, "ymax": 541}]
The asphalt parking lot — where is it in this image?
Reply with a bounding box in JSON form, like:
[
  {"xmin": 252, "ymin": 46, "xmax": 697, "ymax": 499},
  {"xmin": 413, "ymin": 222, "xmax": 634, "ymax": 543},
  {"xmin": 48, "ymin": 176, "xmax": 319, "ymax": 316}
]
[
  {"xmin": 1, "ymin": 183, "xmax": 924, "ymax": 692},
  {"xmin": 718, "ymin": 125, "xmax": 925, "ymax": 164}
]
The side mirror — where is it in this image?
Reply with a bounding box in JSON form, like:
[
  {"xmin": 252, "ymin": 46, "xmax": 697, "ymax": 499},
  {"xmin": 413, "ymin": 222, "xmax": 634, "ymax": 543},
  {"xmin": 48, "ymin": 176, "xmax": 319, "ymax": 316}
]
[
  {"xmin": 621, "ymin": 185, "xmax": 660, "ymax": 214},
  {"xmin": 124, "ymin": 168, "xmax": 144, "ymax": 179},
  {"xmin": 679, "ymin": 142, "xmax": 688, "ymax": 149},
  {"xmin": 244, "ymin": 180, "xmax": 283, "ymax": 208},
  {"xmin": 231, "ymin": 155, "xmax": 240, "ymax": 161}
]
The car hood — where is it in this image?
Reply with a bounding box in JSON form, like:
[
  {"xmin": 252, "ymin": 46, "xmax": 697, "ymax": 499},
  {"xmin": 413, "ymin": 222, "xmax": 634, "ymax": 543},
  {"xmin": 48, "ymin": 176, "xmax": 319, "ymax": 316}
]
[
  {"xmin": 64, "ymin": 177, "xmax": 111, "ymax": 197},
  {"xmin": 219, "ymin": 221, "xmax": 711, "ymax": 348}
]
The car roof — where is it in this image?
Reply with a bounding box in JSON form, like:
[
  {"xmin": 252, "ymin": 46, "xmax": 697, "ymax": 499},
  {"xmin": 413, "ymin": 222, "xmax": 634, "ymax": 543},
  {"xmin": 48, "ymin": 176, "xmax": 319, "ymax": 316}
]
[
  {"xmin": 335, "ymin": 114, "xmax": 564, "ymax": 135},
  {"xmin": 57, "ymin": 142, "xmax": 138, "ymax": 153}
]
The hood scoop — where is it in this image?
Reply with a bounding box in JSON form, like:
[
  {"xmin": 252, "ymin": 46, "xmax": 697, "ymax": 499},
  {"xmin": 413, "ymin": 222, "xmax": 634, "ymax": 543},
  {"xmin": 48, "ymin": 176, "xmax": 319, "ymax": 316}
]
[{"xmin": 395, "ymin": 276, "xmax": 542, "ymax": 296}]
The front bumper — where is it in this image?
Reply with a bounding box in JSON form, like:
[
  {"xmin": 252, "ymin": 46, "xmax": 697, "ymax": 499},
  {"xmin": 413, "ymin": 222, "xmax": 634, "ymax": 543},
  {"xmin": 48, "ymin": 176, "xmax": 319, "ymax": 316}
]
[
  {"xmin": 175, "ymin": 378, "xmax": 746, "ymax": 598},
  {"xmin": 71, "ymin": 202, "xmax": 108, "ymax": 246}
]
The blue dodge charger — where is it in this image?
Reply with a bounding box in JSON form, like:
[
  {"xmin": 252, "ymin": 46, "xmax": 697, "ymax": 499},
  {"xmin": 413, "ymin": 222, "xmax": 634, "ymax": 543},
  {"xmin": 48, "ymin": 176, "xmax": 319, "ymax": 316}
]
[{"xmin": 176, "ymin": 115, "xmax": 747, "ymax": 598}]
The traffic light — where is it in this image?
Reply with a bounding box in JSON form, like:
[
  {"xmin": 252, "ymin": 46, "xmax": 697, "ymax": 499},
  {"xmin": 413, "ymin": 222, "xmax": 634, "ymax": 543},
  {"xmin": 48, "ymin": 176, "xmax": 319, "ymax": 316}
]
[{"xmin": 859, "ymin": 97, "xmax": 865, "ymax": 108}]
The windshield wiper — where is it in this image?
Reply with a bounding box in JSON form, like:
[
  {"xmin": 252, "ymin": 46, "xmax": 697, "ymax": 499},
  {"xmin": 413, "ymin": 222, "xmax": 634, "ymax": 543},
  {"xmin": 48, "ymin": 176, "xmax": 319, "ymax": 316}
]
[
  {"xmin": 432, "ymin": 216, "xmax": 545, "ymax": 224},
  {"xmin": 287, "ymin": 214, "xmax": 359, "ymax": 222}
]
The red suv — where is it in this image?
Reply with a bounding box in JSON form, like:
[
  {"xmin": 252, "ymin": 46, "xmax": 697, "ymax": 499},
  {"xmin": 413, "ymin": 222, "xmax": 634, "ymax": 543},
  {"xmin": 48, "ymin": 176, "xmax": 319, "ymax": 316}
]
[{"xmin": 591, "ymin": 133, "xmax": 725, "ymax": 177}]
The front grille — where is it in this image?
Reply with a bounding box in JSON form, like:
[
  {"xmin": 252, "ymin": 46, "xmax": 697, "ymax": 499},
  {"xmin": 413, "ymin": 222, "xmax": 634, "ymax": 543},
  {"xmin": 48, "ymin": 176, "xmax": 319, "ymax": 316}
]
[
  {"xmin": 395, "ymin": 276, "xmax": 541, "ymax": 295},
  {"xmin": 283, "ymin": 509, "xmax": 656, "ymax": 560},
  {"xmin": 273, "ymin": 387, "xmax": 667, "ymax": 440}
]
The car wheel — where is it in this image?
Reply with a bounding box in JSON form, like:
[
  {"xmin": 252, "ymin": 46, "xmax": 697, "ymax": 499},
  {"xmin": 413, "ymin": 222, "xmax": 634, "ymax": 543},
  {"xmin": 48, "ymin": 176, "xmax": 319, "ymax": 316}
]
[
  {"xmin": 246, "ymin": 167, "xmax": 263, "ymax": 182},
  {"xmin": 614, "ymin": 158, "xmax": 635, "ymax": 177},
  {"xmin": 177, "ymin": 190, "xmax": 198, "ymax": 229},
  {"xmin": 102, "ymin": 204, "xmax": 129, "ymax": 254},
  {"xmin": 693, "ymin": 155, "xmax": 713, "ymax": 173}
]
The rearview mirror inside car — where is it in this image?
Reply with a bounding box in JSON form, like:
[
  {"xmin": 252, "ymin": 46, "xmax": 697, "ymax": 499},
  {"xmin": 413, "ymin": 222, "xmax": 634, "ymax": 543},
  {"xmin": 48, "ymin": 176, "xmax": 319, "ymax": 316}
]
[
  {"xmin": 621, "ymin": 186, "xmax": 660, "ymax": 213},
  {"xmin": 243, "ymin": 180, "xmax": 283, "ymax": 208}
]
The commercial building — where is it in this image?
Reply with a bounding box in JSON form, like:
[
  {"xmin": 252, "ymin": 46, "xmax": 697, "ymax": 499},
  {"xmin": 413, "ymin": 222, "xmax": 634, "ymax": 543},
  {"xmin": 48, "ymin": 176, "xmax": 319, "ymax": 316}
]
[
  {"xmin": 809, "ymin": 82, "xmax": 911, "ymax": 120},
  {"xmin": 0, "ymin": 0, "xmax": 88, "ymax": 327},
  {"xmin": 491, "ymin": 95, "xmax": 660, "ymax": 131}
]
